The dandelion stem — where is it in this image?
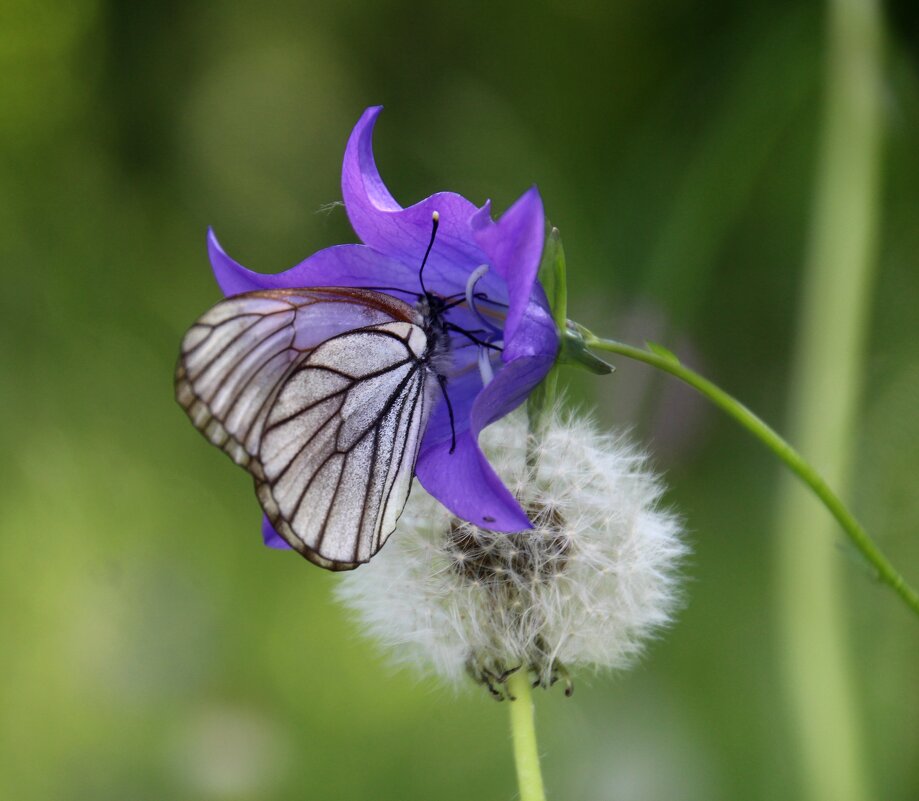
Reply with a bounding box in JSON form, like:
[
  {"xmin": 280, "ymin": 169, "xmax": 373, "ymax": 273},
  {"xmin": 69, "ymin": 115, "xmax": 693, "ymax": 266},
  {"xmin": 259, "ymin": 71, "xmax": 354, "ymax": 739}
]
[
  {"xmin": 507, "ymin": 670, "xmax": 547, "ymax": 801},
  {"xmin": 582, "ymin": 334, "xmax": 919, "ymax": 619}
]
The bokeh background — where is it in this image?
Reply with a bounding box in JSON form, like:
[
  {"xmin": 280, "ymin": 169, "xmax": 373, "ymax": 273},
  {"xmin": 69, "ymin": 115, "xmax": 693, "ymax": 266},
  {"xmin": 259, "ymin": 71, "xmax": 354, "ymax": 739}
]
[{"xmin": 2, "ymin": 1, "xmax": 918, "ymax": 799}]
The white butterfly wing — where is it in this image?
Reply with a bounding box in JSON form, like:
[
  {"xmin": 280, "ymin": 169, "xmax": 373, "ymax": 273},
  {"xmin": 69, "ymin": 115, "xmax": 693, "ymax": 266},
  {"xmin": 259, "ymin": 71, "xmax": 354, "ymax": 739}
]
[
  {"xmin": 256, "ymin": 322, "xmax": 432, "ymax": 569},
  {"xmin": 176, "ymin": 289, "xmax": 432, "ymax": 570},
  {"xmin": 176, "ymin": 287, "xmax": 419, "ymax": 477}
]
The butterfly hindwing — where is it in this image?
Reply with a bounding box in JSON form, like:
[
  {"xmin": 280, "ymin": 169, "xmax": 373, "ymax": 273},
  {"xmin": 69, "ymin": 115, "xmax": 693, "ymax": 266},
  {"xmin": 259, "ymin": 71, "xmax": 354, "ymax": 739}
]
[
  {"xmin": 256, "ymin": 322, "xmax": 432, "ymax": 569},
  {"xmin": 176, "ymin": 288, "xmax": 431, "ymax": 569},
  {"xmin": 177, "ymin": 292, "xmax": 302, "ymax": 475}
]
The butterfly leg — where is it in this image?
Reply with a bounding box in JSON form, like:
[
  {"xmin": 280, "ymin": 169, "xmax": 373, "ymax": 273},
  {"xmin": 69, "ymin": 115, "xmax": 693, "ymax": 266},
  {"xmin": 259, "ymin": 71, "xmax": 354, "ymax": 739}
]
[{"xmin": 436, "ymin": 372, "xmax": 457, "ymax": 454}]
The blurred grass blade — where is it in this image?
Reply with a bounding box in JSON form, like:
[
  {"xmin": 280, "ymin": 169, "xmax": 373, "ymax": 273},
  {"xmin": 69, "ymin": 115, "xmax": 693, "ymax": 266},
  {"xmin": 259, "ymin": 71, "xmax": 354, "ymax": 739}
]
[{"xmin": 773, "ymin": 0, "xmax": 885, "ymax": 799}]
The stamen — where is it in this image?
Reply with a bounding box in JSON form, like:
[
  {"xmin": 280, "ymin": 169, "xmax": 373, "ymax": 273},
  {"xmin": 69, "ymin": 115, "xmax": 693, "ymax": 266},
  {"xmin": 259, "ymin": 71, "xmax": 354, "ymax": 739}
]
[
  {"xmin": 477, "ymin": 347, "xmax": 495, "ymax": 386},
  {"xmin": 445, "ymin": 323, "xmax": 503, "ymax": 351},
  {"xmin": 474, "ymin": 291, "xmax": 509, "ymax": 310},
  {"xmin": 465, "ymin": 264, "xmax": 489, "ymax": 308},
  {"xmin": 464, "ymin": 265, "xmax": 503, "ymax": 334}
]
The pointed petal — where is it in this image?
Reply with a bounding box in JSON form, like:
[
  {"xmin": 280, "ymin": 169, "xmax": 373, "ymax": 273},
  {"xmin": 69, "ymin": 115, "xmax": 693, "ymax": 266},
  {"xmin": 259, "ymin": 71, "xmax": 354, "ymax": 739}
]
[
  {"xmin": 501, "ymin": 295, "xmax": 558, "ymax": 361},
  {"xmin": 209, "ymin": 228, "xmax": 273, "ymax": 295},
  {"xmin": 471, "ymin": 353, "xmax": 556, "ymax": 432},
  {"xmin": 209, "ymin": 229, "xmax": 421, "ymax": 300},
  {"xmin": 472, "ymin": 186, "xmax": 546, "ymax": 345},
  {"xmin": 415, "ymin": 432, "xmax": 532, "ymax": 532},
  {"xmin": 416, "ymin": 352, "xmax": 554, "ymax": 532},
  {"xmin": 262, "ymin": 515, "xmax": 292, "ymax": 549},
  {"xmin": 341, "ymin": 107, "xmax": 399, "ymax": 208},
  {"xmin": 341, "ymin": 107, "xmax": 487, "ymax": 286}
]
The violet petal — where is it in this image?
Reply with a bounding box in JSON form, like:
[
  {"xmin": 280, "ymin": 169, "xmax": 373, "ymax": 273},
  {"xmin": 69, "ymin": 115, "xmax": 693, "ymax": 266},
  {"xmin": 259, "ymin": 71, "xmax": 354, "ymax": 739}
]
[
  {"xmin": 209, "ymin": 229, "xmax": 420, "ymax": 299},
  {"xmin": 262, "ymin": 516, "xmax": 292, "ymax": 549},
  {"xmin": 415, "ymin": 431, "xmax": 532, "ymax": 532},
  {"xmin": 472, "ymin": 186, "xmax": 546, "ymax": 346},
  {"xmin": 341, "ymin": 107, "xmax": 490, "ymax": 285}
]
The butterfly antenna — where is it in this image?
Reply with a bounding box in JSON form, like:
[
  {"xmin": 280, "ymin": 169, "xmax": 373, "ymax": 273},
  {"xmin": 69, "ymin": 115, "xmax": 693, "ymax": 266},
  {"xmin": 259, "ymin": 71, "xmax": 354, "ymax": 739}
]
[
  {"xmin": 418, "ymin": 211, "xmax": 440, "ymax": 296},
  {"xmin": 437, "ymin": 373, "xmax": 457, "ymax": 454}
]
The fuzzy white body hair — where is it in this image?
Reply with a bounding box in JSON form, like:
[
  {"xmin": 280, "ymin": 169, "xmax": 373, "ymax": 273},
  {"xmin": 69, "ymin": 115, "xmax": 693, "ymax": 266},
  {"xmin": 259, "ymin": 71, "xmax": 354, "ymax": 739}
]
[{"xmin": 335, "ymin": 408, "xmax": 687, "ymax": 689}]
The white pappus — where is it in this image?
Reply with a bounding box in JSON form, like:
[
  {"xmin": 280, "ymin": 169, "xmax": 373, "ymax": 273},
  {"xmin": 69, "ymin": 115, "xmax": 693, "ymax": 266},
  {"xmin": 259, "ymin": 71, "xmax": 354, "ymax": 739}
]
[{"xmin": 335, "ymin": 407, "xmax": 688, "ymax": 698}]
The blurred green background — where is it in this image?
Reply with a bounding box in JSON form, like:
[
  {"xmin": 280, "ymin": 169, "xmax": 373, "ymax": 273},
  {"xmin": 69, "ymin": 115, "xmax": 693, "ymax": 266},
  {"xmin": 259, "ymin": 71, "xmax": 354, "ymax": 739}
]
[{"xmin": 2, "ymin": 1, "xmax": 918, "ymax": 799}]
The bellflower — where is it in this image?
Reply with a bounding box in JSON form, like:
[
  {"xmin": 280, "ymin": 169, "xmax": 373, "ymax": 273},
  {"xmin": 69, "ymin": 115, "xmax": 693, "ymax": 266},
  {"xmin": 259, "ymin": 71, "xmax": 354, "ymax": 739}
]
[{"xmin": 207, "ymin": 106, "xmax": 559, "ymax": 548}]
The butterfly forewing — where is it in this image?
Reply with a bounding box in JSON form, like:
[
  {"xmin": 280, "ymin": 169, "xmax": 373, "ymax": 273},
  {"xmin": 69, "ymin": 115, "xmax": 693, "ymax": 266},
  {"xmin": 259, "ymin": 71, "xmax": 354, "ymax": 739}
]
[
  {"xmin": 176, "ymin": 288, "xmax": 418, "ymax": 475},
  {"xmin": 257, "ymin": 322, "xmax": 432, "ymax": 569},
  {"xmin": 176, "ymin": 288, "xmax": 432, "ymax": 570}
]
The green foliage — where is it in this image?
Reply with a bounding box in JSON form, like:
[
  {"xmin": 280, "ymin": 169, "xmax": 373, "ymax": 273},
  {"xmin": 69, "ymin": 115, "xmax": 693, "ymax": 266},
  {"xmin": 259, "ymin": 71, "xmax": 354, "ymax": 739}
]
[{"xmin": 2, "ymin": 2, "xmax": 918, "ymax": 800}]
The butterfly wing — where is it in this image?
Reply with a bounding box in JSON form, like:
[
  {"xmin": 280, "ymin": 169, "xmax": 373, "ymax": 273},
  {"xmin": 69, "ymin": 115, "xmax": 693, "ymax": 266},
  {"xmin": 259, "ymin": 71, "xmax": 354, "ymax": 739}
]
[
  {"xmin": 256, "ymin": 322, "xmax": 432, "ymax": 569},
  {"xmin": 176, "ymin": 288, "xmax": 431, "ymax": 570},
  {"xmin": 176, "ymin": 287, "xmax": 419, "ymax": 476}
]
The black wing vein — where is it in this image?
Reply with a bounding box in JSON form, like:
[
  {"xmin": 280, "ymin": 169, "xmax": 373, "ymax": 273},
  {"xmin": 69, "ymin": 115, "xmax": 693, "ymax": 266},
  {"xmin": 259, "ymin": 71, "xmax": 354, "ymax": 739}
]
[
  {"xmin": 176, "ymin": 288, "xmax": 431, "ymax": 571},
  {"xmin": 258, "ymin": 328, "xmax": 431, "ymax": 569}
]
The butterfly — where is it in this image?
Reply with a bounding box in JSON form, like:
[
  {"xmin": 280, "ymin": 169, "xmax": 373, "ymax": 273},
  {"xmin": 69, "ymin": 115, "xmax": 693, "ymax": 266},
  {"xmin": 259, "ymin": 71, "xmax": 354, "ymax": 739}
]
[{"xmin": 176, "ymin": 214, "xmax": 477, "ymax": 571}]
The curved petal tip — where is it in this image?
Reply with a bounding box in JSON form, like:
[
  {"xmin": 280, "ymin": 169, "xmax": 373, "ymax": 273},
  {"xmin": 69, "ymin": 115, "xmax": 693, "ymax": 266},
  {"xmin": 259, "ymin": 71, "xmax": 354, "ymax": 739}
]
[
  {"xmin": 207, "ymin": 228, "xmax": 274, "ymax": 296},
  {"xmin": 262, "ymin": 515, "xmax": 292, "ymax": 549},
  {"xmin": 416, "ymin": 433, "xmax": 533, "ymax": 532},
  {"xmin": 342, "ymin": 106, "xmax": 401, "ymax": 217}
]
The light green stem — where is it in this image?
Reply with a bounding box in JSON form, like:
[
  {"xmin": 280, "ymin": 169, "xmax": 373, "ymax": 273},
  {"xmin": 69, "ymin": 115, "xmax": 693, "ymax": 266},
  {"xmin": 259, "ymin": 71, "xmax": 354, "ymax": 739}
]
[
  {"xmin": 582, "ymin": 335, "xmax": 919, "ymax": 619},
  {"xmin": 507, "ymin": 671, "xmax": 547, "ymax": 801},
  {"xmin": 772, "ymin": 0, "xmax": 884, "ymax": 798}
]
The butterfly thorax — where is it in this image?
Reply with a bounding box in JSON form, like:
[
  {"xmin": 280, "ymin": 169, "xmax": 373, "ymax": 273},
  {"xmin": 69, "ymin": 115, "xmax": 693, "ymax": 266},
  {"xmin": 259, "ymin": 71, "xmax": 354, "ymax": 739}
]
[{"xmin": 416, "ymin": 293, "xmax": 451, "ymax": 373}]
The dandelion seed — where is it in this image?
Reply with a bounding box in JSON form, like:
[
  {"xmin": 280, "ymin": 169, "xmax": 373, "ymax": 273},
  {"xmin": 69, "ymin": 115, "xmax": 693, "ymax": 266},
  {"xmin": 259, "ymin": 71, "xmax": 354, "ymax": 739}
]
[{"xmin": 336, "ymin": 408, "xmax": 687, "ymax": 697}]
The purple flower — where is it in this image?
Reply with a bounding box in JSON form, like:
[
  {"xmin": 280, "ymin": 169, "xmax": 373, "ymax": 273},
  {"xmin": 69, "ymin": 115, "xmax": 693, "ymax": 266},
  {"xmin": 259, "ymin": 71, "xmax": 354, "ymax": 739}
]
[{"xmin": 207, "ymin": 106, "xmax": 559, "ymax": 548}]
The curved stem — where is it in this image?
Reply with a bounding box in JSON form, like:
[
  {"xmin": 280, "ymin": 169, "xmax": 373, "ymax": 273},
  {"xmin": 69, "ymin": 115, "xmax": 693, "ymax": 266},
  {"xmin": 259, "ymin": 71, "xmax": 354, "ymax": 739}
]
[
  {"xmin": 583, "ymin": 334, "xmax": 919, "ymax": 618},
  {"xmin": 507, "ymin": 670, "xmax": 547, "ymax": 801}
]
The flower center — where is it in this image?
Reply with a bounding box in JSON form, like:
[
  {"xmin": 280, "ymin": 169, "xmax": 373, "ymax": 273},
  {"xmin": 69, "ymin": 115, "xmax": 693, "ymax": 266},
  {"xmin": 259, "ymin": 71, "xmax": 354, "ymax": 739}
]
[
  {"xmin": 446, "ymin": 503, "xmax": 575, "ymax": 698},
  {"xmin": 445, "ymin": 503, "xmax": 570, "ymax": 587}
]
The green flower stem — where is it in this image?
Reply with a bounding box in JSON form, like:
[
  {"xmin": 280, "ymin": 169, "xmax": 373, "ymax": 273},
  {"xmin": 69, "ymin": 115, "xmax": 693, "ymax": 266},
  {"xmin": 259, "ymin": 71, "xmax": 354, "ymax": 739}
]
[
  {"xmin": 582, "ymin": 334, "xmax": 919, "ymax": 618},
  {"xmin": 507, "ymin": 670, "xmax": 547, "ymax": 801}
]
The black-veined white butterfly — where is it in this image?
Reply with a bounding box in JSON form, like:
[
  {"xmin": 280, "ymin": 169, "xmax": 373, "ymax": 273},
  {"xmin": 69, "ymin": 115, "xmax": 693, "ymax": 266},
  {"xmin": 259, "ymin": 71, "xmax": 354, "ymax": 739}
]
[{"xmin": 176, "ymin": 214, "xmax": 480, "ymax": 571}]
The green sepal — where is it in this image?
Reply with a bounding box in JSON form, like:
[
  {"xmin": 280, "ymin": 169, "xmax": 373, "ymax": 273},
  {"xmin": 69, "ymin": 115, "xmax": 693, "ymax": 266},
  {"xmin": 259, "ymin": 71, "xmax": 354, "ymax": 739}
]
[
  {"xmin": 537, "ymin": 225, "xmax": 568, "ymax": 331},
  {"xmin": 560, "ymin": 321, "xmax": 614, "ymax": 375},
  {"xmin": 528, "ymin": 228, "xmax": 617, "ymax": 431},
  {"xmin": 528, "ymin": 225, "xmax": 568, "ymax": 430}
]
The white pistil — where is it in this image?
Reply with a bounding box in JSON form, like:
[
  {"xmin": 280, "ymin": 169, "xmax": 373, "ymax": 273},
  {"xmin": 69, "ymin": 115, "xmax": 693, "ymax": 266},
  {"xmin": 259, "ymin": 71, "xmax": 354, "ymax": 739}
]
[
  {"xmin": 464, "ymin": 264, "xmax": 502, "ymax": 386},
  {"xmin": 465, "ymin": 264, "xmax": 490, "ymax": 312}
]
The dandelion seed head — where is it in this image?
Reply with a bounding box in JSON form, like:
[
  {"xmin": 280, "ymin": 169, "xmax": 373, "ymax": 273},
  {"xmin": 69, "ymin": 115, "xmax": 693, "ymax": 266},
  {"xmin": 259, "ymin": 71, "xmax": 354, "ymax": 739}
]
[{"xmin": 335, "ymin": 408, "xmax": 687, "ymax": 692}]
